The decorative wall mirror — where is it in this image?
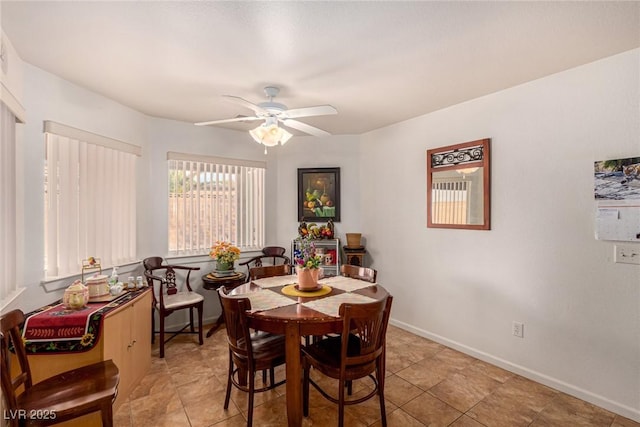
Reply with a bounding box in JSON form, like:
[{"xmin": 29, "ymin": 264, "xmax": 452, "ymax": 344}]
[{"xmin": 427, "ymin": 138, "xmax": 491, "ymax": 230}]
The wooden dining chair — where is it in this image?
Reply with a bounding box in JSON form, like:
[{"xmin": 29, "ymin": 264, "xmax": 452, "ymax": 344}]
[
  {"xmin": 0, "ymin": 309, "xmax": 120, "ymax": 426},
  {"xmin": 248, "ymin": 263, "xmax": 291, "ymax": 281},
  {"xmin": 302, "ymin": 296, "xmax": 393, "ymax": 427},
  {"xmin": 239, "ymin": 246, "xmax": 291, "ymax": 282},
  {"xmin": 340, "ymin": 264, "xmax": 377, "ymax": 283},
  {"xmin": 218, "ymin": 289, "xmax": 286, "ymax": 427},
  {"xmin": 143, "ymin": 256, "xmax": 204, "ymax": 358}
]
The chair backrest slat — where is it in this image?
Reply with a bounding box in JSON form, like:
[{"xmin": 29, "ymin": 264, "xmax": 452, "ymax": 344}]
[
  {"xmin": 341, "ymin": 265, "xmax": 377, "ymax": 283},
  {"xmin": 1, "ymin": 309, "xmax": 33, "ymax": 413},
  {"xmin": 338, "ymin": 296, "xmax": 393, "ymax": 369},
  {"xmin": 218, "ymin": 290, "xmax": 254, "ymax": 360},
  {"xmin": 249, "ymin": 264, "xmax": 291, "ymax": 280}
]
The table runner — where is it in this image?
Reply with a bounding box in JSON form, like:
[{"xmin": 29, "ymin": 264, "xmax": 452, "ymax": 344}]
[
  {"xmin": 252, "ymin": 275, "xmax": 296, "ymax": 288},
  {"xmin": 301, "ymin": 292, "xmax": 377, "ymax": 317},
  {"xmin": 319, "ymin": 276, "xmax": 376, "ymax": 292},
  {"xmin": 246, "ymin": 289, "xmax": 297, "ymax": 313},
  {"xmin": 21, "ymin": 289, "xmax": 146, "ymax": 354}
]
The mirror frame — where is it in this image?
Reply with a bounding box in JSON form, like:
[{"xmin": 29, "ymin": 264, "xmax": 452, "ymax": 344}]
[{"xmin": 426, "ymin": 138, "xmax": 491, "ymax": 230}]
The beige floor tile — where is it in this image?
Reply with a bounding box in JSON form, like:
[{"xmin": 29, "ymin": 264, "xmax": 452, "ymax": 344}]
[
  {"xmin": 613, "ymin": 415, "xmax": 640, "ymax": 427},
  {"xmin": 531, "ymin": 392, "xmax": 616, "ymax": 427},
  {"xmin": 110, "ymin": 324, "xmax": 635, "ymax": 427},
  {"xmin": 401, "ymin": 392, "xmax": 463, "ymax": 426},
  {"xmin": 369, "ymin": 407, "xmax": 426, "ymax": 427},
  {"xmin": 428, "ymin": 370, "xmax": 502, "ymax": 412},
  {"xmin": 383, "ymin": 374, "xmax": 425, "ymax": 407}
]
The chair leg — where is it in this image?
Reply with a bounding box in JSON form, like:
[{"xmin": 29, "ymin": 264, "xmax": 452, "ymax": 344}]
[
  {"xmin": 247, "ymin": 368, "xmax": 255, "ymax": 427},
  {"xmin": 347, "ymin": 380, "xmax": 353, "ymax": 396},
  {"xmin": 197, "ymin": 303, "xmax": 204, "ymax": 345},
  {"xmin": 224, "ymin": 352, "xmax": 233, "ymax": 409},
  {"xmin": 338, "ymin": 377, "xmax": 346, "ymax": 427},
  {"xmin": 151, "ymin": 309, "xmax": 155, "ymax": 344},
  {"xmin": 302, "ymin": 360, "xmax": 310, "ymax": 417},
  {"xmin": 377, "ymin": 361, "xmax": 387, "ymax": 427},
  {"xmin": 189, "ymin": 307, "xmax": 195, "ymax": 333},
  {"xmin": 269, "ymin": 367, "xmax": 275, "ymax": 386},
  {"xmin": 262, "ymin": 370, "xmax": 267, "ymax": 384},
  {"xmin": 159, "ymin": 315, "xmax": 165, "ymax": 358}
]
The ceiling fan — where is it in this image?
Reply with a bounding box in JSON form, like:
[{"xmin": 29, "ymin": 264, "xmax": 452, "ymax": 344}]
[{"xmin": 195, "ymin": 86, "xmax": 338, "ymax": 150}]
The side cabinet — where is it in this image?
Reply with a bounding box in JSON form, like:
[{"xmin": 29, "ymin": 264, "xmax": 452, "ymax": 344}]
[
  {"xmin": 103, "ymin": 289, "xmax": 152, "ymax": 409},
  {"xmin": 20, "ymin": 288, "xmax": 152, "ymax": 426},
  {"xmin": 292, "ymin": 238, "xmax": 341, "ymax": 277}
]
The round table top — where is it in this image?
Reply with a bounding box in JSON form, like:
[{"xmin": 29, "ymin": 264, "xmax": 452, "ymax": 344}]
[
  {"xmin": 201, "ymin": 271, "xmax": 246, "ymax": 290},
  {"xmin": 228, "ymin": 278, "xmax": 389, "ymax": 334}
]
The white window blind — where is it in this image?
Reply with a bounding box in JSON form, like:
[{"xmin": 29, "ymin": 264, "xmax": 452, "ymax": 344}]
[
  {"xmin": 432, "ymin": 179, "xmax": 471, "ymax": 224},
  {"xmin": 1, "ymin": 101, "xmax": 17, "ymax": 301},
  {"xmin": 44, "ymin": 122, "xmax": 140, "ymax": 278},
  {"xmin": 168, "ymin": 152, "xmax": 265, "ymax": 255}
]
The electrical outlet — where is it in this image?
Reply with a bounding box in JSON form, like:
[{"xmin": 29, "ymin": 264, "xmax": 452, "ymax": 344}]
[
  {"xmin": 614, "ymin": 245, "xmax": 640, "ymax": 265},
  {"xmin": 512, "ymin": 321, "xmax": 524, "ymax": 338}
]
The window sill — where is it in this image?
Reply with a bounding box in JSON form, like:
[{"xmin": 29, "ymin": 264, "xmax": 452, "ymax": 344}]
[
  {"xmin": 0, "ymin": 287, "xmax": 26, "ymax": 313},
  {"xmin": 41, "ymin": 260, "xmax": 142, "ymax": 290}
]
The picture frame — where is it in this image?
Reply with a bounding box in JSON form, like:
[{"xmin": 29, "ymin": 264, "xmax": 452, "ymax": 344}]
[
  {"xmin": 298, "ymin": 167, "xmax": 341, "ymax": 222},
  {"xmin": 426, "ymin": 138, "xmax": 491, "ymax": 230}
]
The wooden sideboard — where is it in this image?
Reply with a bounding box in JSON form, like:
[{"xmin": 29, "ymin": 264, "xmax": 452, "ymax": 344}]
[{"xmin": 20, "ymin": 288, "xmax": 152, "ymax": 425}]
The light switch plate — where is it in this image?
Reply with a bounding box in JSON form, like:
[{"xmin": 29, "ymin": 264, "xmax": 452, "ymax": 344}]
[{"xmin": 614, "ymin": 245, "xmax": 640, "ymax": 265}]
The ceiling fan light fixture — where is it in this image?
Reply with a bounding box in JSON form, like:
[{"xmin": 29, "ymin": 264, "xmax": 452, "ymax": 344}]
[{"xmin": 249, "ymin": 123, "xmax": 292, "ymax": 147}]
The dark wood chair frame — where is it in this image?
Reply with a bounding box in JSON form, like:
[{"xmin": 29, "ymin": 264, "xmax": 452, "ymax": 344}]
[
  {"xmin": 0, "ymin": 309, "xmax": 120, "ymax": 427},
  {"xmin": 238, "ymin": 246, "xmax": 291, "ymax": 282},
  {"xmin": 248, "ymin": 264, "xmax": 292, "ymax": 281},
  {"xmin": 143, "ymin": 256, "xmax": 204, "ymax": 358},
  {"xmin": 218, "ymin": 289, "xmax": 286, "ymax": 427},
  {"xmin": 340, "ymin": 264, "xmax": 377, "ymax": 283},
  {"xmin": 302, "ymin": 296, "xmax": 393, "ymax": 427}
]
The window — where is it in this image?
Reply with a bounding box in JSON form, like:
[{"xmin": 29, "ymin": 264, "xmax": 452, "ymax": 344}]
[
  {"xmin": 168, "ymin": 152, "xmax": 265, "ymax": 255},
  {"xmin": 44, "ymin": 121, "xmax": 141, "ymax": 278},
  {"xmin": 0, "ymin": 101, "xmax": 18, "ymax": 302}
]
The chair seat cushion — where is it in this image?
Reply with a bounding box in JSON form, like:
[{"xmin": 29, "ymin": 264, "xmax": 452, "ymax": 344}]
[
  {"xmin": 303, "ymin": 334, "xmax": 375, "ymax": 380},
  {"xmin": 233, "ymin": 332, "xmax": 286, "ymax": 370},
  {"xmin": 17, "ymin": 360, "xmax": 119, "ymax": 419},
  {"xmin": 158, "ymin": 291, "xmax": 204, "ymax": 310}
]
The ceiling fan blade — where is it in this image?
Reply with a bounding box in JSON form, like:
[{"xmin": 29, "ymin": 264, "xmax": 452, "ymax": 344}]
[
  {"xmin": 223, "ymin": 95, "xmax": 269, "ymax": 115},
  {"xmin": 195, "ymin": 116, "xmax": 262, "ymax": 126},
  {"xmin": 281, "ymin": 119, "xmax": 331, "ymax": 137},
  {"xmin": 281, "ymin": 105, "xmax": 338, "ymax": 119}
]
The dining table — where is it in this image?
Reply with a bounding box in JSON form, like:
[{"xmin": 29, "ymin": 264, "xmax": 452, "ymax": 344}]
[{"xmin": 229, "ymin": 274, "xmax": 390, "ymax": 427}]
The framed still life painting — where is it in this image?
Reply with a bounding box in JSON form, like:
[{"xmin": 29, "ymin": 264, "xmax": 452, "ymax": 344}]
[{"xmin": 297, "ymin": 167, "xmax": 341, "ymax": 221}]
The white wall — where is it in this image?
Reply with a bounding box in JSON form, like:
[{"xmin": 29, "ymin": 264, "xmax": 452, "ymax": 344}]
[
  {"xmin": 360, "ymin": 49, "xmax": 640, "ymax": 420},
  {"xmin": 274, "ymin": 134, "xmax": 362, "ymax": 250}
]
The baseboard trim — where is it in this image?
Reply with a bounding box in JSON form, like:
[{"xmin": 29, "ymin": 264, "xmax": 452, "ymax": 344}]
[{"xmin": 389, "ymin": 318, "xmax": 640, "ymax": 423}]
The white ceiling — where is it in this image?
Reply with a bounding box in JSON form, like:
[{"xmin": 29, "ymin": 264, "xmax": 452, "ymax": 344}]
[{"xmin": 2, "ymin": 1, "xmax": 639, "ymax": 136}]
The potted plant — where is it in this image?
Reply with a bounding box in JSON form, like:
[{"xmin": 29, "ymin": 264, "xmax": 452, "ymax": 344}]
[
  {"xmin": 209, "ymin": 241, "xmax": 241, "ymax": 273},
  {"xmin": 293, "ymin": 235, "xmax": 323, "ymax": 289}
]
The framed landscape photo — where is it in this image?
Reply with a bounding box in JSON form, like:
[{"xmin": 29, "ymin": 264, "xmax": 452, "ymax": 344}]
[{"xmin": 298, "ymin": 167, "xmax": 341, "ymax": 221}]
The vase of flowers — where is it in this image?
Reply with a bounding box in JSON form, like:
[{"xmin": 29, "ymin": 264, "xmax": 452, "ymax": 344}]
[
  {"xmin": 209, "ymin": 241, "xmax": 241, "ymax": 273},
  {"xmin": 294, "ymin": 236, "xmax": 323, "ymax": 290}
]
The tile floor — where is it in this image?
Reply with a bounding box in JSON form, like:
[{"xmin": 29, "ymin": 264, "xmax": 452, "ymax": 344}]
[{"xmin": 113, "ymin": 325, "xmax": 638, "ymax": 427}]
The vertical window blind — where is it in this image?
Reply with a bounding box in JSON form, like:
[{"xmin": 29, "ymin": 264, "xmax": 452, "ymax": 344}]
[
  {"xmin": 431, "ymin": 179, "xmax": 471, "ymax": 225},
  {"xmin": 44, "ymin": 122, "xmax": 141, "ymax": 278},
  {"xmin": 0, "ymin": 102, "xmax": 17, "ymax": 302},
  {"xmin": 167, "ymin": 152, "xmax": 265, "ymax": 255}
]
